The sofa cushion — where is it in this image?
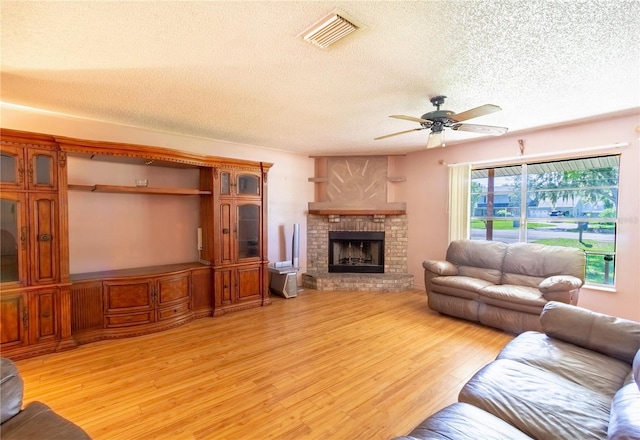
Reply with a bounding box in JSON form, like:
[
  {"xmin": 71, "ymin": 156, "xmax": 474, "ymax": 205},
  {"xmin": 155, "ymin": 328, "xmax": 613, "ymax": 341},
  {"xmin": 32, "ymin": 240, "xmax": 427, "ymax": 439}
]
[
  {"xmin": 541, "ymin": 302, "xmax": 640, "ymax": 364},
  {"xmin": 394, "ymin": 402, "xmax": 534, "ymax": 440},
  {"xmin": 501, "ymin": 242, "xmax": 585, "ymax": 287},
  {"xmin": 430, "ymin": 276, "xmax": 494, "ymax": 300},
  {"xmin": 607, "ymin": 383, "xmax": 640, "ymax": 440},
  {"xmin": 497, "ymin": 331, "xmax": 631, "ymax": 398},
  {"xmin": 0, "ymin": 358, "xmax": 23, "ymax": 424},
  {"xmin": 478, "ymin": 284, "xmax": 546, "ymax": 314},
  {"xmin": 459, "ymin": 359, "xmax": 610, "ymax": 440},
  {"xmin": 446, "ymin": 240, "xmax": 507, "ymax": 284},
  {"xmin": 0, "ymin": 401, "xmax": 91, "ymax": 440}
]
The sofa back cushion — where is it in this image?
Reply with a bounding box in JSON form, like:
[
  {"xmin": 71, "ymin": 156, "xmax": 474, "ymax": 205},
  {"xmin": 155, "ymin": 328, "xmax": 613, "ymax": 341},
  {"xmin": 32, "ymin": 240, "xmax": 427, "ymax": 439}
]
[
  {"xmin": 541, "ymin": 302, "xmax": 640, "ymax": 364},
  {"xmin": 501, "ymin": 242, "xmax": 585, "ymax": 287},
  {"xmin": 1, "ymin": 358, "xmax": 24, "ymax": 424},
  {"xmin": 446, "ymin": 240, "xmax": 508, "ymax": 284}
]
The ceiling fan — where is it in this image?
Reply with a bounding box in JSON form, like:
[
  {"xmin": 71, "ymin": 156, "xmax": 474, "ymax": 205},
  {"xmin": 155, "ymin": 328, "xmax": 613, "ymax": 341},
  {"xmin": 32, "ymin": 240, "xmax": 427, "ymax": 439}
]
[{"xmin": 374, "ymin": 95, "xmax": 508, "ymax": 148}]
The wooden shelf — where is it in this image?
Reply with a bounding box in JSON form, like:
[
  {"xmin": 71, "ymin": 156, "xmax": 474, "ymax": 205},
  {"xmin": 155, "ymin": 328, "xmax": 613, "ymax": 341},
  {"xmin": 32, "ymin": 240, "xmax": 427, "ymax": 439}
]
[
  {"xmin": 308, "ymin": 209, "xmax": 406, "ymax": 215},
  {"xmin": 308, "ymin": 177, "xmax": 405, "ymax": 183},
  {"xmin": 68, "ymin": 184, "xmax": 212, "ymax": 195}
]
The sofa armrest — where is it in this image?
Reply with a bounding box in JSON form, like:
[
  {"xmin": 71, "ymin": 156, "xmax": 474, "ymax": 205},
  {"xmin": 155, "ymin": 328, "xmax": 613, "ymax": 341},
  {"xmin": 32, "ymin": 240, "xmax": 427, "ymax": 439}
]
[
  {"xmin": 0, "ymin": 401, "xmax": 91, "ymax": 440},
  {"xmin": 538, "ymin": 275, "xmax": 583, "ymax": 303},
  {"xmin": 540, "ymin": 301, "xmax": 640, "ymax": 364},
  {"xmin": 422, "ymin": 260, "xmax": 458, "ymax": 276},
  {"xmin": 538, "ymin": 275, "xmax": 583, "ymax": 293},
  {"xmin": 1, "ymin": 358, "xmax": 23, "ymax": 424}
]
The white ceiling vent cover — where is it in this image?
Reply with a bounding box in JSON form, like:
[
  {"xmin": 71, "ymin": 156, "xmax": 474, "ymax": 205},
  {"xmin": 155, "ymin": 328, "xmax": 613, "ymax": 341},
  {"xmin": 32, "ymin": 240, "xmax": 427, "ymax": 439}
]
[{"xmin": 301, "ymin": 11, "xmax": 359, "ymax": 49}]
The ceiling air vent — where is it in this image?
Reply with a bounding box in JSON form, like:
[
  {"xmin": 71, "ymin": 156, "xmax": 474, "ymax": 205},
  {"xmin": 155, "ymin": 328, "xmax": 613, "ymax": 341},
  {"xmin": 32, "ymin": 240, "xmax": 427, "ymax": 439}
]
[{"xmin": 300, "ymin": 11, "xmax": 359, "ymax": 49}]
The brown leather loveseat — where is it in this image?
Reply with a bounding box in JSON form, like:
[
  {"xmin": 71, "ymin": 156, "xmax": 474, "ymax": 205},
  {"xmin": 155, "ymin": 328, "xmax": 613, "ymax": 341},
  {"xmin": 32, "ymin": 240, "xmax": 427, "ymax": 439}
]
[
  {"xmin": 0, "ymin": 357, "xmax": 91, "ymax": 439},
  {"xmin": 423, "ymin": 240, "xmax": 586, "ymax": 333}
]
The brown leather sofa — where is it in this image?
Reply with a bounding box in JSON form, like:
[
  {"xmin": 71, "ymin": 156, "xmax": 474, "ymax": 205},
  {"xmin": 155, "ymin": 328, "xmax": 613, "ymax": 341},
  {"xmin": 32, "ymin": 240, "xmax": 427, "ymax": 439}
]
[
  {"xmin": 0, "ymin": 357, "xmax": 91, "ymax": 439},
  {"xmin": 393, "ymin": 301, "xmax": 640, "ymax": 439},
  {"xmin": 423, "ymin": 240, "xmax": 586, "ymax": 333}
]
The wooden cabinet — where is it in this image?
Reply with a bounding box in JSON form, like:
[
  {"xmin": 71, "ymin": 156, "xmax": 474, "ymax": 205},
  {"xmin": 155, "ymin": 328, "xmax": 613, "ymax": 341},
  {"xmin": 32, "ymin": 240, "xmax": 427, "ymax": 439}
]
[
  {"xmin": 29, "ymin": 288, "xmax": 59, "ymax": 345},
  {"xmin": 0, "ymin": 288, "xmax": 62, "ymax": 358},
  {"xmin": 0, "ymin": 192, "xmax": 59, "ymax": 287},
  {"xmin": 0, "ymin": 144, "xmax": 58, "ymax": 191},
  {"xmin": 28, "ymin": 192, "xmax": 60, "ymax": 285},
  {"xmin": 70, "ymin": 264, "xmax": 210, "ymax": 344},
  {"xmin": 202, "ymin": 164, "xmax": 270, "ymax": 315},
  {"xmin": 0, "ymin": 293, "xmax": 28, "ymax": 350},
  {"xmin": 104, "ymin": 271, "xmax": 191, "ymax": 327},
  {"xmin": 1, "ymin": 131, "xmax": 71, "ymax": 360}
]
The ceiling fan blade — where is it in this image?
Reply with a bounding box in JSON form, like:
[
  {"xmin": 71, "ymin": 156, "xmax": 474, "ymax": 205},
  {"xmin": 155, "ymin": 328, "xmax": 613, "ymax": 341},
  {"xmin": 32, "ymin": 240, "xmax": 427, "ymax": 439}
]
[
  {"xmin": 426, "ymin": 131, "xmax": 444, "ymax": 148},
  {"xmin": 374, "ymin": 127, "xmax": 426, "ymax": 140},
  {"xmin": 451, "ymin": 123, "xmax": 508, "ymax": 135},
  {"xmin": 389, "ymin": 115, "xmax": 432, "ymax": 124},
  {"xmin": 450, "ymin": 104, "xmax": 502, "ymax": 122}
]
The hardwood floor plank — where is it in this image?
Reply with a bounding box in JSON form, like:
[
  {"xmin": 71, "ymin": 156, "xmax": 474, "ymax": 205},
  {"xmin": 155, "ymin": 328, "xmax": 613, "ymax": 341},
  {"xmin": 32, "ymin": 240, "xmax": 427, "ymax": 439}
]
[{"xmin": 13, "ymin": 289, "xmax": 513, "ymax": 439}]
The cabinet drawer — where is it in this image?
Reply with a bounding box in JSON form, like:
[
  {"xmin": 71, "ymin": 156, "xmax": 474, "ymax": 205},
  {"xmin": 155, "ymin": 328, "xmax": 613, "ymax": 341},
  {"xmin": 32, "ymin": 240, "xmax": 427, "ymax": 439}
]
[
  {"xmin": 157, "ymin": 274, "xmax": 190, "ymax": 305},
  {"xmin": 104, "ymin": 281, "xmax": 151, "ymax": 313},
  {"xmin": 106, "ymin": 312, "xmax": 152, "ymax": 328},
  {"xmin": 157, "ymin": 301, "xmax": 190, "ymax": 321}
]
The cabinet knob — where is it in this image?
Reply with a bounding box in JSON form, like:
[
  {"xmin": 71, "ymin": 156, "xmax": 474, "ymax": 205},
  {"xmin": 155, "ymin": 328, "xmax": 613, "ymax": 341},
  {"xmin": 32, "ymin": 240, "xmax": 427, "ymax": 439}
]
[
  {"xmin": 222, "ymin": 228, "xmax": 230, "ymax": 234},
  {"xmin": 38, "ymin": 233, "xmax": 52, "ymax": 242}
]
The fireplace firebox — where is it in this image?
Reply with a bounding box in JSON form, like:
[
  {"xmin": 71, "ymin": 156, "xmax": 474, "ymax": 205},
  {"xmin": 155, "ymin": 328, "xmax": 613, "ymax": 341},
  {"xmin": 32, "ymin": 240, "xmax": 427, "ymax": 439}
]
[{"xmin": 328, "ymin": 231, "xmax": 384, "ymax": 273}]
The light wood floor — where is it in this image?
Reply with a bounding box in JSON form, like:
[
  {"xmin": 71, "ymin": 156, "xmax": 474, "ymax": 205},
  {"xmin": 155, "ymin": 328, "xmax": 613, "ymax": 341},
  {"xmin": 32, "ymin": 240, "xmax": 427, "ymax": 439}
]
[{"xmin": 14, "ymin": 289, "xmax": 513, "ymax": 440}]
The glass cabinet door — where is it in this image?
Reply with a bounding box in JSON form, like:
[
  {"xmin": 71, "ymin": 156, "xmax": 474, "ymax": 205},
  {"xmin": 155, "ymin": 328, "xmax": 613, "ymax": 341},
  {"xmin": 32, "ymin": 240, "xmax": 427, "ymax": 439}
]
[
  {"xmin": 0, "ymin": 194, "xmax": 27, "ymax": 284},
  {"xmin": 27, "ymin": 149, "xmax": 56, "ymax": 190},
  {"xmin": 236, "ymin": 174, "xmax": 260, "ymax": 196},
  {"xmin": 219, "ymin": 171, "xmax": 231, "ymax": 196},
  {"xmin": 0, "ymin": 147, "xmax": 24, "ymax": 188},
  {"xmin": 236, "ymin": 204, "xmax": 260, "ymax": 259}
]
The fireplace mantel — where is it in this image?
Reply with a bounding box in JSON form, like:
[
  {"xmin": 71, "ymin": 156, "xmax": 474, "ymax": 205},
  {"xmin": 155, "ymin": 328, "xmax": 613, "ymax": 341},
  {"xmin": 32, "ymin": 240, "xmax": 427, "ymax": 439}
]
[{"xmin": 308, "ymin": 202, "xmax": 406, "ymax": 216}]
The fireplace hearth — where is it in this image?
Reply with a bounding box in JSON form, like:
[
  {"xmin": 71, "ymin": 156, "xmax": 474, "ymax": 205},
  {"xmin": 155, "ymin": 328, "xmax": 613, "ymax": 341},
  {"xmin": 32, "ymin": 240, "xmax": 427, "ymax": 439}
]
[{"xmin": 329, "ymin": 231, "xmax": 384, "ymax": 273}]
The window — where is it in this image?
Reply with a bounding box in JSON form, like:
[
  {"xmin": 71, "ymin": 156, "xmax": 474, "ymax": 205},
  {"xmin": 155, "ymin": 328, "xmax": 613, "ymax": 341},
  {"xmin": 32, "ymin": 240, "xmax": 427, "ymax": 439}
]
[{"xmin": 470, "ymin": 155, "xmax": 620, "ymax": 287}]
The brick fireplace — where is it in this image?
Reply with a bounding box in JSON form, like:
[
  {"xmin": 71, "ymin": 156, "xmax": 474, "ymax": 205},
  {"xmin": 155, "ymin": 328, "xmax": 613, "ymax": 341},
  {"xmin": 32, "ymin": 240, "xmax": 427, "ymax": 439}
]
[
  {"xmin": 303, "ymin": 155, "xmax": 413, "ymax": 291},
  {"xmin": 302, "ymin": 214, "xmax": 413, "ymax": 291}
]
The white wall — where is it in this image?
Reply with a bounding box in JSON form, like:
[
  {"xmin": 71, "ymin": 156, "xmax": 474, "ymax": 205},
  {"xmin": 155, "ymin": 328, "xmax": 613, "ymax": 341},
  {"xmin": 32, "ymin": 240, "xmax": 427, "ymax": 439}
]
[
  {"xmin": 398, "ymin": 111, "xmax": 640, "ymax": 320},
  {"xmin": 1, "ymin": 103, "xmax": 313, "ymax": 276}
]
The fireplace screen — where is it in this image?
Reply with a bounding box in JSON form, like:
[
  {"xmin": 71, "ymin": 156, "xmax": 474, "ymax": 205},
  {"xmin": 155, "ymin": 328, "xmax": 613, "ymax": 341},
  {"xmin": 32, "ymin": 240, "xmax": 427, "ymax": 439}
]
[{"xmin": 328, "ymin": 231, "xmax": 384, "ymax": 273}]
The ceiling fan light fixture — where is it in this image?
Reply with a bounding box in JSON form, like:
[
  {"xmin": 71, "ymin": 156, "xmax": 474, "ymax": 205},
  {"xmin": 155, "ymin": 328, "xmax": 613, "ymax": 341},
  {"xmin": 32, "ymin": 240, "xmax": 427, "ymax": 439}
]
[{"xmin": 300, "ymin": 10, "xmax": 360, "ymax": 49}]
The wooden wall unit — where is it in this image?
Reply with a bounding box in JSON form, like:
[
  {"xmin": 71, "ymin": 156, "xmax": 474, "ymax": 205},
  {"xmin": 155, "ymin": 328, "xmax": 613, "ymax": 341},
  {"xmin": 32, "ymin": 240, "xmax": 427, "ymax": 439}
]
[
  {"xmin": 201, "ymin": 163, "xmax": 270, "ymax": 315},
  {"xmin": 0, "ymin": 128, "xmax": 271, "ymax": 359},
  {"xmin": 0, "ymin": 129, "xmax": 74, "ymax": 359}
]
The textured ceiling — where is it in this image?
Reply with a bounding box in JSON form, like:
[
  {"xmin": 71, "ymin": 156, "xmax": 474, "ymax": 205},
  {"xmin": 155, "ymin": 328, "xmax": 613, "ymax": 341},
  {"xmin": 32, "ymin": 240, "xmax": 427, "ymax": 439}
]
[{"xmin": 1, "ymin": 1, "xmax": 639, "ymax": 155}]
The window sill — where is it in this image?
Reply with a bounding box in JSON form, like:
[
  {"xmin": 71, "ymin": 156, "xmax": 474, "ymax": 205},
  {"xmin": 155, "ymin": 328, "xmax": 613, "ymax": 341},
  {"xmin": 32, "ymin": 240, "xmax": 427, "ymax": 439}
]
[{"xmin": 583, "ymin": 283, "xmax": 617, "ymax": 293}]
